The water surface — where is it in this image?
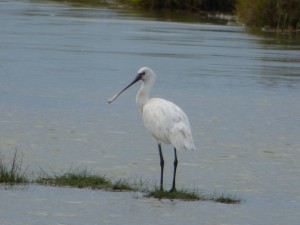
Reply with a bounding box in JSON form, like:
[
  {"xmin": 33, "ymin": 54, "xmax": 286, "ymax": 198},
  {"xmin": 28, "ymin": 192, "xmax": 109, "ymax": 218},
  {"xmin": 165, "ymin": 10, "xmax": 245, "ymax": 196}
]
[{"xmin": 0, "ymin": 1, "xmax": 300, "ymax": 224}]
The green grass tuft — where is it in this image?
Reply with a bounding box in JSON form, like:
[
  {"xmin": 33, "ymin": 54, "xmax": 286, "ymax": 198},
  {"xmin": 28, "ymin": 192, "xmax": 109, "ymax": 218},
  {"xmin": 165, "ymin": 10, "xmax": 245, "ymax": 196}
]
[
  {"xmin": 37, "ymin": 170, "xmax": 109, "ymax": 189},
  {"xmin": 0, "ymin": 150, "xmax": 28, "ymax": 184},
  {"xmin": 146, "ymin": 187, "xmax": 241, "ymax": 203},
  {"xmin": 147, "ymin": 188, "xmax": 200, "ymax": 201},
  {"xmin": 111, "ymin": 179, "xmax": 135, "ymax": 191},
  {"xmin": 0, "ymin": 152, "xmax": 241, "ymax": 203},
  {"xmin": 36, "ymin": 168, "xmax": 135, "ymax": 191},
  {"xmin": 37, "ymin": 169, "xmax": 109, "ymax": 188},
  {"xmin": 212, "ymin": 193, "xmax": 241, "ymax": 204}
]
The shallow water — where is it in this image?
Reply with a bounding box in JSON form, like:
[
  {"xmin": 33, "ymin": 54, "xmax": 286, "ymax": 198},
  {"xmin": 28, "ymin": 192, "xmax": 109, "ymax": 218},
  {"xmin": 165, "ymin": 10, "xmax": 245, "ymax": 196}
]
[{"xmin": 1, "ymin": 1, "xmax": 300, "ymax": 224}]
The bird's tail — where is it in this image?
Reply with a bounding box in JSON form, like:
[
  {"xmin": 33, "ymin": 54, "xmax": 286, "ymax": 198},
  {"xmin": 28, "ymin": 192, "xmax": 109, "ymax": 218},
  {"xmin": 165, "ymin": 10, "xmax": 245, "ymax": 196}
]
[{"xmin": 170, "ymin": 128, "xmax": 196, "ymax": 151}]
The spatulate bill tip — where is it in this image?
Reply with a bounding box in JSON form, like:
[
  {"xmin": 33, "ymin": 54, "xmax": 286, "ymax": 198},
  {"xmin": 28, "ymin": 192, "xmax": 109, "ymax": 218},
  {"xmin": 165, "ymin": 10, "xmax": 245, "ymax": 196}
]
[
  {"xmin": 107, "ymin": 94, "xmax": 117, "ymax": 103},
  {"xmin": 107, "ymin": 98, "xmax": 113, "ymax": 104}
]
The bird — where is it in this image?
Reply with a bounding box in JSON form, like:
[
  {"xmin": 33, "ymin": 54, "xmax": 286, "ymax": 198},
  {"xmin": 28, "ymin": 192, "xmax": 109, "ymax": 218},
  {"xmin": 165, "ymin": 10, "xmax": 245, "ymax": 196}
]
[{"xmin": 107, "ymin": 67, "xmax": 196, "ymax": 192}]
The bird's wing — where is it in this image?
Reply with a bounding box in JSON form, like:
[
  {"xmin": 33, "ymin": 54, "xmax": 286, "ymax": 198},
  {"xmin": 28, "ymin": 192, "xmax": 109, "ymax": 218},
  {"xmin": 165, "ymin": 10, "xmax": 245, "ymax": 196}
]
[{"xmin": 142, "ymin": 98, "xmax": 196, "ymax": 151}]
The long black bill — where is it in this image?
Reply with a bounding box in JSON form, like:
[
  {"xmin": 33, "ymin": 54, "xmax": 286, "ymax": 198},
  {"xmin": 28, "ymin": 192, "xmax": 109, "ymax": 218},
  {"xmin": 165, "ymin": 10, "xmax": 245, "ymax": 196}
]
[{"xmin": 107, "ymin": 73, "xmax": 142, "ymax": 103}]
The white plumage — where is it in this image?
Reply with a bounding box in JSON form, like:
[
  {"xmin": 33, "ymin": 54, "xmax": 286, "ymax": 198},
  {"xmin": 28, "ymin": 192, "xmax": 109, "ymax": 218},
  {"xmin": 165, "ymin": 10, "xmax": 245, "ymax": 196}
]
[
  {"xmin": 108, "ymin": 67, "xmax": 196, "ymax": 191},
  {"xmin": 142, "ymin": 98, "xmax": 195, "ymax": 151}
]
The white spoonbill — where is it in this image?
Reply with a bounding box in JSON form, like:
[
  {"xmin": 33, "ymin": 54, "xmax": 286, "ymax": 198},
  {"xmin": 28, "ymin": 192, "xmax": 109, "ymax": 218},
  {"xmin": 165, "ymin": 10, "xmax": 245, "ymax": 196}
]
[{"xmin": 107, "ymin": 67, "xmax": 196, "ymax": 192}]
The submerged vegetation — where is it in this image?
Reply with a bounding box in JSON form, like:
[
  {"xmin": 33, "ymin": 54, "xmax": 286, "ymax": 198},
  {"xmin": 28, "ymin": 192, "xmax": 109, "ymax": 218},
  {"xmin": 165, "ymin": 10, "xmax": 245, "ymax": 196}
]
[{"xmin": 0, "ymin": 151, "xmax": 240, "ymax": 203}]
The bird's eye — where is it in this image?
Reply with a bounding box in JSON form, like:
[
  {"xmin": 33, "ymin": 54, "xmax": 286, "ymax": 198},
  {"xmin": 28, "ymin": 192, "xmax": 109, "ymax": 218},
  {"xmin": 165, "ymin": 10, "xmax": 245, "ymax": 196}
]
[{"xmin": 140, "ymin": 71, "xmax": 145, "ymax": 76}]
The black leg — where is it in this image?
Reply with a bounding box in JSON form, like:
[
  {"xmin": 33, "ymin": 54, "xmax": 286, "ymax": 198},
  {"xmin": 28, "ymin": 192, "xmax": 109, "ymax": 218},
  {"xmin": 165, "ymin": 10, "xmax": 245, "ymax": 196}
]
[
  {"xmin": 158, "ymin": 144, "xmax": 164, "ymax": 191},
  {"xmin": 170, "ymin": 148, "xmax": 178, "ymax": 192}
]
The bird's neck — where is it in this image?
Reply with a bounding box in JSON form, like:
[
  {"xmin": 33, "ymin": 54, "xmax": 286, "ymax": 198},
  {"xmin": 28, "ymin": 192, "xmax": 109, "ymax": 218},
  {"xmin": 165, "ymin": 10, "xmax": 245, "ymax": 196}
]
[{"xmin": 136, "ymin": 79, "xmax": 154, "ymax": 113}]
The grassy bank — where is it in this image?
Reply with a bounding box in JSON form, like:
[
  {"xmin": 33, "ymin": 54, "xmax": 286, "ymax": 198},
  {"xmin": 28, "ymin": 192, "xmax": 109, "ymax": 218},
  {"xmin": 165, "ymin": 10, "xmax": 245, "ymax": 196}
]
[
  {"xmin": 119, "ymin": 0, "xmax": 236, "ymax": 12},
  {"xmin": 236, "ymin": 0, "xmax": 300, "ymax": 31},
  {"xmin": 48, "ymin": 0, "xmax": 235, "ymax": 12},
  {"xmin": 45, "ymin": 0, "xmax": 300, "ymax": 31},
  {"xmin": 0, "ymin": 151, "xmax": 240, "ymax": 203},
  {"xmin": 123, "ymin": 0, "xmax": 300, "ymax": 30}
]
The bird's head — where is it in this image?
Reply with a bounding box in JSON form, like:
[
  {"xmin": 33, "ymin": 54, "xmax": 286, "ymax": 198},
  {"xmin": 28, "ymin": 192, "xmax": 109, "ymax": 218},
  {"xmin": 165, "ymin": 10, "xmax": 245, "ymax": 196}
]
[
  {"xmin": 107, "ymin": 67, "xmax": 156, "ymax": 103},
  {"xmin": 137, "ymin": 67, "xmax": 156, "ymax": 82}
]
